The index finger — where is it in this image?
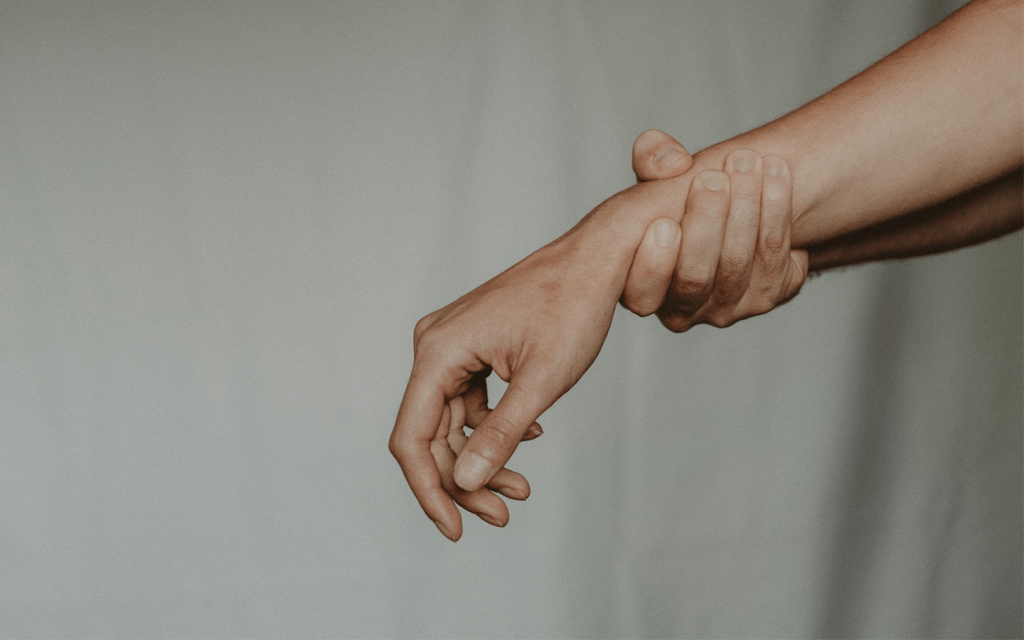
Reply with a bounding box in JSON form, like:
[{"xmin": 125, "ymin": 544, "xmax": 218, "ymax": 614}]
[
  {"xmin": 621, "ymin": 217, "xmax": 681, "ymax": 316},
  {"xmin": 390, "ymin": 367, "xmax": 463, "ymax": 541}
]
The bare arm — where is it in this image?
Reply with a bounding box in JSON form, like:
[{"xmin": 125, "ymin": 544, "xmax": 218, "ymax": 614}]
[
  {"xmin": 806, "ymin": 168, "xmax": 1023, "ymax": 271},
  {"xmin": 623, "ymin": 0, "xmax": 1022, "ymax": 325},
  {"xmin": 392, "ymin": 0, "xmax": 1023, "ymax": 540},
  {"xmin": 620, "ymin": 0, "xmax": 1021, "ymax": 248},
  {"xmin": 702, "ymin": 0, "xmax": 1023, "ymax": 245}
]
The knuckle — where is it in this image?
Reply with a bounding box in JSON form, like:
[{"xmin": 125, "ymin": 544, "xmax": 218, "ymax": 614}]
[
  {"xmin": 753, "ymin": 251, "xmax": 777, "ymax": 277},
  {"xmin": 671, "ymin": 271, "xmax": 712, "ymax": 304},
  {"xmin": 617, "ymin": 295, "xmax": 634, "ymax": 313},
  {"xmin": 716, "ymin": 253, "xmax": 749, "ymax": 284},
  {"xmin": 412, "ymin": 315, "xmax": 434, "ymax": 348},
  {"xmin": 748, "ymin": 299, "xmax": 775, "ymax": 317},
  {"xmin": 476, "ymin": 423, "xmax": 518, "ymax": 462},
  {"xmin": 659, "ymin": 313, "xmax": 692, "ymax": 334},
  {"xmin": 623, "ymin": 295, "xmax": 657, "ymax": 317},
  {"xmin": 745, "ymin": 290, "xmax": 778, "ymax": 316},
  {"xmin": 412, "ymin": 316, "xmax": 446, "ymax": 358},
  {"xmin": 388, "ymin": 433, "xmax": 408, "ymax": 461},
  {"xmin": 620, "ymin": 288, "xmax": 644, "ymax": 315},
  {"xmin": 710, "ymin": 280, "xmax": 745, "ymax": 309},
  {"xmin": 710, "ymin": 288, "xmax": 742, "ymax": 310},
  {"xmin": 429, "ymin": 436, "xmax": 448, "ymax": 459},
  {"xmin": 758, "ymin": 230, "xmax": 788, "ymax": 259},
  {"xmin": 635, "ymin": 303, "xmax": 658, "ymax": 318},
  {"xmin": 623, "ymin": 280, "xmax": 665, "ymax": 317},
  {"xmin": 705, "ymin": 312, "xmax": 737, "ymax": 329}
]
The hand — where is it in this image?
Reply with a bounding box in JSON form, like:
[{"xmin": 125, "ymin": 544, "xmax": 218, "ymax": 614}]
[
  {"xmin": 424, "ymin": 376, "xmax": 539, "ymax": 535},
  {"xmin": 621, "ymin": 129, "xmax": 809, "ymax": 331},
  {"xmin": 390, "ymin": 209, "xmax": 638, "ymax": 540}
]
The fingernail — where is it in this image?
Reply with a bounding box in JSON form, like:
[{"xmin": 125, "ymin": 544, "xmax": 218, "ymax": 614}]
[
  {"xmin": 654, "ymin": 219, "xmax": 679, "ymax": 247},
  {"xmin": 499, "ymin": 487, "xmax": 527, "ymax": 501},
  {"xmin": 729, "ymin": 149, "xmax": 755, "ymax": 172},
  {"xmin": 699, "ymin": 171, "xmax": 727, "ymax": 191},
  {"xmin": 764, "ymin": 155, "xmax": 785, "ymax": 176},
  {"xmin": 433, "ymin": 520, "xmax": 457, "ymax": 542},
  {"xmin": 454, "ymin": 452, "xmax": 493, "ymax": 489},
  {"xmin": 478, "ymin": 513, "xmax": 506, "ymax": 528},
  {"xmin": 654, "ymin": 147, "xmax": 686, "ymax": 171},
  {"xmin": 525, "ymin": 424, "xmax": 543, "ymax": 439}
]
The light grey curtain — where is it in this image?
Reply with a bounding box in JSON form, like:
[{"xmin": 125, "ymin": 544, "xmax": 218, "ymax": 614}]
[{"xmin": 0, "ymin": 1, "xmax": 1019, "ymax": 637}]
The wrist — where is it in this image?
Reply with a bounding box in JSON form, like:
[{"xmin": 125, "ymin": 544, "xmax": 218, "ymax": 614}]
[
  {"xmin": 694, "ymin": 137, "xmax": 820, "ymax": 247},
  {"xmin": 552, "ymin": 175, "xmax": 694, "ymax": 296}
]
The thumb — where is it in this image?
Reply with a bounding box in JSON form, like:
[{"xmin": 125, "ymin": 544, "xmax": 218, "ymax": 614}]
[
  {"xmin": 632, "ymin": 129, "xmax": 693, "ymax": 183},
  {"xmin": 453, "ymin": 379, "xmax": 549, "ymax": 492}
]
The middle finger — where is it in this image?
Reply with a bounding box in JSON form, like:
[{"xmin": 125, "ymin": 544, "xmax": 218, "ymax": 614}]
[
  {"xmin": 663, "ymin": 170, "xmax": 730, "ymax": 325},
  {"xmin": 712, "ymin": 150, "xmax": 763, "ymax": 309}
]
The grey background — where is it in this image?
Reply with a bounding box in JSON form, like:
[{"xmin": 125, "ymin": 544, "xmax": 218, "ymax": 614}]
[{"xmin": 0, "ymin": 1, "xmax": 1020, "ymax": 637}]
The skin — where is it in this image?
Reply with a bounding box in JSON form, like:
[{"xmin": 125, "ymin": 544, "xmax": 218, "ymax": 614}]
[
  {"xmin": 625, "ymin": 0, "xmax": 1022, "ymax": 326},
  {"xmin": 393, "ymin": 161, "xmax": 794, "ymax": 540},
  {"xmin": 623, "ymin": 140, "xmax": 808, "ymax": 332},
  {"xmin": 391, "ymin": 176, "xmax": 696, "ymax": 540},
  {"xmin": 392, "ymin": 0, "xmax": 1023, "ymax": 540},
  {"xmin": 626, "ymin": 132, "xmax": 1023, "ymax": 311}
]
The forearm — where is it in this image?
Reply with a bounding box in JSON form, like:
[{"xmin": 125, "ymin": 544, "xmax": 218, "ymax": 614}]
[
  {"xmin": 806, "ymin": 168, "xmax": 1023, "ymax": 271},
  {"xmin": 567, "ymin": 0, "xmax": 1021, "ymax": 298},
  {"xmin": 688, "ymin": 0, "xmax": 1023, "ymax": 246}
]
